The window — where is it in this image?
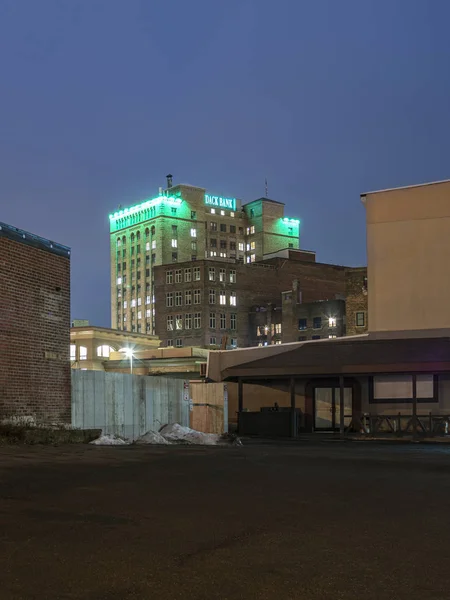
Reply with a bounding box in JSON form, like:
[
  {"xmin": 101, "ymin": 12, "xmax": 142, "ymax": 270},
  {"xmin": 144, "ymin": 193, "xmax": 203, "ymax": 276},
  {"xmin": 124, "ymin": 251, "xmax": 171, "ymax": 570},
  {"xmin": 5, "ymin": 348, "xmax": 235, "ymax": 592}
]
[
  {"xmin": 230, "ymin": 313, "xmax": 236, "ymax": 330},
  {"xmin": 79, "ymin": 346, "xmax": 87, "ymax": 360},
  {"xmin": 209, "ymin": 313, "xmax": 216, "ymax": 328},
  {"xmin": 210, "ymin": 337, "xmax": 217, "ymax": 346},
  {"xmin": 250, "ymin": 241, "xmax": 255, "ymax": 250},
  {"xmin": 137, "ymin": 311, "xmax": 142, "ymax": 320},
  {"xmin": 356, "ymin": 312, "xmax": 366, "ymax": 327},
  {"xmin": 137, "ymin": 297, "xmax": 142, "ymax": 306},
  {"xmin": 70, "ymin": 344, "xmax": 76, "ymax": 361},
  {"xmin": 175, "ymin": 314, "xmax": 182, "ymax": 330},
  {"xmin": 194, "ymin": 313, "xmax": 201, "ymax": 329},
  {"xmin": 246, "ymin": 244, "xmax": 250, "ymax": 252},
  {"xmin": 230, "ymin": 291, "xmax": 237, "ymax": 306},
  {"xmin": 229, "ymin": 270, "xmax": 236, "ymax": 283},
  {"xmin": 239, "ymin": 227, "xmax": 243, "ymax": 234},
  {"xmin": 185, "ymin": 290, "xmax": 192, "ymax": 305},
  {"xmin": 172, "ymin": 225, "xmax": 177, "ymax": 235},
  {"xmin": 167, "ymin": 316, "xmax": 174, "ymax": 331},
  {"xmin": 185, "ymin": 314, "xmax": 192, "ymax": 329},
  {"xmin": 131, "ymin": 247, "xmax": 135, "ymax": 256},
  {"xmin": 117, "ymin": 288, "xmax": 122, "ymax": 298},
  {"xmin": 171, "ymin": 239, "xmax": 177, "ymax": 248},
  {"xmin": 117, "ymin": 238, "xmax": 122, "ymax": 247},
  {"xmin": 220, "ymin": 313, "xmax": 226, "ymax": 329},
  {"xmin": 329, "ymin": 335, "xmax": 337, "ymax": 339},
  {"xmin": 220, "ymin": 210, "xmax": 225, "ymax": 216},
  {"xmin": 209, "ymin": 289, "xmax": 216, "ymax": 304},
  {"xmin": 220, "ymin": 240, "xmax": 227, "ymax": 250},
  {"xmin": 219, "ymin": 268, "xmax": 226, "ymax": 282},
  {"xmin": 137, "ymin": 244, "xmax": 141, "ymax": 254},
  {"xmin": 190, "ymin": 228, "xmax": 197, "ymax": 237},
  {"xmin": 146, "ymin": 309, "xmax": 151, "ymax": 318},
  {"xmin": 117, "ymin": 276, "xmax": 122, "ymax": 285},
  {"xmin": 167, "ymin": 339, "xmax": 174, "ymax": 347},
  {"xmin": 151, "ymin": 225, "xmax": 155, "ymax": 236},
  {"xmin": 238, "ymin": 242, "xmax": 244, "ymax": 252},
  {"xmin": 166, "ymin": 292, "xmax": 174, "ymax": 307},
  {"xmin": 220, "ymin": 223, "xmax": 226, "ymax": 232},
  {"xmin": 230, "ymin": 225, "xmax": 236, "ymax": 234},
  {"xmin": 250, "ymin": 225, "xmax": 255, "ymax": 234},
  {"xmin": 210, "ymin": 251, "xmax": 217, "ymax": 257},
  {"xmin": 151, "ymin": 254, "xmax": 156, "ymax": 264},
  {"xmin": 166, "ymin": 271, "xmax": 173, "ymax": 284},
  {"xmin": 122, "ymin": 275, "xmax": 127, "ymax": 284},
  {"xmin": 184, "ymin": 268, "xmax": 192, "ymax": 282},
  {"xmin": 313, "ymin": 317, "xmax": 322, "ymax": 329},
  {"xmin": 219, "ymin": 252, "xmax": 226, "ymax": 258},
  {"xmin": 219, "ymin": 292, "xmax": 226, "ymax": 305},
  {"xmin": 191, "ymin": 241, "xmax": 197, "ymax": 251},
  {"xmin": 171, "ymin": 207, "xmax": 177, "ymax": 215},
  {"xmin": 172, "ymin": 252, "xmax": 177, "ymax": 262},
  {"xmin": 175, "ymin": 338, "xmax": 183, "ymax": 348},
  {"xmin": 210, "ymin": 222, "xmax": 217, "ymax": 231},
  {"xmin": 230, "ymin": 338, "xmax": 237, "ymax": 348},
  {"xmin": 146, "ymin": 268, "xmax": 150, "ymax": 277},
  {"xmin": 312, "ymin": 335, "xmax": 321, "ymax": 340},
  {"xmin": 328, "ymin": 317, "xmax": 337, "ymax": 328},
  {"xmin": 275, "ymin": 324, "xmax": 282, "ymax": 334},
  {"xmin": 117, "ymin": 263, "xmax": 121, "ymax": 273},
  {"xmin": 193, "ymin": 267, "xmax": 201, "ymax": 281},
  {"xmin": 123, "ymin": 300, "xmax": 128, "ymax": 309},
  {"xmin": 229, "ymin": 242, "xmax": 236, "ymax": 252},
  {"xmin": 210, "ymin": 208, "xmax": 216, "ymax": 214},
  {"xmin": 146, "ymin": 242, "xmax": 150, "ymax": 251},
  {"xmin": 209, "ymin": 267, "xmax": 215, "ymax": 281},
  {"xmin": 298, "ymin": 318, "xmax": 307, "ymax": 330},
  {"xmin": 131, "ymin": 298, "xmax": 136, "ymax": 308},
  {"xmin": 175, "ymin": 292, "xmax": 182, "ymax": 306},
  {"xmin": 210, "ymin": 238, "xmax": 217, "ymax": 248},
  {"xmin": 250, "ymin": 254, "xmax": 256, "ymax": 263},
  {"xmin": 191, "ymin": 210, "xmax": 197, "ymax": 219},
  {"xmin": 152, "ymin": 240, "xmax": 156, "ymax": 249},
  {"xmin": 175, "ymin": 269, "xmax": 182, "ymax": 283},
  {"xmin": 194, "ymin": 289, "xmax": 201, "ymax": 304}
]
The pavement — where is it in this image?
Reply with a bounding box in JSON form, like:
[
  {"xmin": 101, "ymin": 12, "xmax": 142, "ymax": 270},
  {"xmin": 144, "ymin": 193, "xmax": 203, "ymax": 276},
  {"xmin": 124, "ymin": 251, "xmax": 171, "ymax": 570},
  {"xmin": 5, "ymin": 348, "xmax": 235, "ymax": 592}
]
[{"xmin": 1, "ymin": 441, "xmax": 450, "ymax": 599}]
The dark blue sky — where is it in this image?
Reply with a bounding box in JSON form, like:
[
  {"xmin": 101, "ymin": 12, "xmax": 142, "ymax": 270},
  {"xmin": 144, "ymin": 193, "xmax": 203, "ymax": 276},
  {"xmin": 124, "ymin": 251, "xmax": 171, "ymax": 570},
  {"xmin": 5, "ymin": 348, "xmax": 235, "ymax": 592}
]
[{"xmin": 1, "ymin": 0, "xmax": 449, "ymax": 326}]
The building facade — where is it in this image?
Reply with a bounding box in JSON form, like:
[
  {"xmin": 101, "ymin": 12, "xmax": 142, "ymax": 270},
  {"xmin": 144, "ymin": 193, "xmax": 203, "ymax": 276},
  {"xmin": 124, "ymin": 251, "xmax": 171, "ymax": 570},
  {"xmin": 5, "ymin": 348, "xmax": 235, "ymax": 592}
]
[
  {"xmin": 0, "ymin": 222, "xmax": 71, "ymax": 423},
  {"xmin": 109, "ymin": 178, "xmax": 300, "ymax": 336},
  {"xmin": 153, "ymin": 251, "xmax": 349, "ymax": 348}
]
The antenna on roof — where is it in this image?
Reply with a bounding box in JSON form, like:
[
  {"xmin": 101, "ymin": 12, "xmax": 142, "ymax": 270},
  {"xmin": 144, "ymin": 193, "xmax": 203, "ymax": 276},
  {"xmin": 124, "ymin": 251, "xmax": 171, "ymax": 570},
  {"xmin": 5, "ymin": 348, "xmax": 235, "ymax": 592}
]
[{"xmin": 265, "ymin": 178, "xmax": 268, "ymax": 198}]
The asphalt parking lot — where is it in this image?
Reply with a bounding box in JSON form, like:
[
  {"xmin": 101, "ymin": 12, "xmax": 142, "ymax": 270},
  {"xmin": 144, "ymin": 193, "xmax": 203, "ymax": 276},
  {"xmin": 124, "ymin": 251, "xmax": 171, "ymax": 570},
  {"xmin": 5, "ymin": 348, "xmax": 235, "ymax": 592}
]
[{"xmin": 1, "ymin": 440, "xmax": 450, "ymax": 599}]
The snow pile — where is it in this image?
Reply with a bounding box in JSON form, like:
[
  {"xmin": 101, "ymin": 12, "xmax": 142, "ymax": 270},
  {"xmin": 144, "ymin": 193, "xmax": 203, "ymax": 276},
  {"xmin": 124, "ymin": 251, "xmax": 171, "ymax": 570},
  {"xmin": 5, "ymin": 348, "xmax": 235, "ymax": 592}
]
[
  {"xmin": 135, "ymin": 430, "xmax": 170, "ymax": 445},
  {"xmin": 90, "ymin": 434, "xmax": 129, "ymax": 446},
  {"xmin": 159, "ymin": 423, "xmax": 221, "ymax": 445}
]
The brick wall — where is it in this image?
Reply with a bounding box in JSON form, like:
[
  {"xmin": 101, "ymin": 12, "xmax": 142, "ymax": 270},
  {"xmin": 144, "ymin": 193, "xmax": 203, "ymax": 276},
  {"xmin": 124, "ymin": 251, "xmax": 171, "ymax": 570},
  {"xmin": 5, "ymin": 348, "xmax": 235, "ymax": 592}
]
[
  {"xmin": 345, "ymin": 267, "xmax": 368, "ymax": 336},
  {"xmin": 0, "ymin": 234, "xmax": 71, "ymax": 423}
]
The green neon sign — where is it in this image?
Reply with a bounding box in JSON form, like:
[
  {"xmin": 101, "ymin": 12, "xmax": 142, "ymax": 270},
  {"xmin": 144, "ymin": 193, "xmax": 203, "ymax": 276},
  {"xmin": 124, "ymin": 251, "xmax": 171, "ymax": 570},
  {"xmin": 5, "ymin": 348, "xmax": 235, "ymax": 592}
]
[
  {"xmin": 109, "ymin": 195, "xmax": 182, "ymax": 232},
  {"xmin": 205, "ymin": 194, "xmax": 236, "ymax": 211}
]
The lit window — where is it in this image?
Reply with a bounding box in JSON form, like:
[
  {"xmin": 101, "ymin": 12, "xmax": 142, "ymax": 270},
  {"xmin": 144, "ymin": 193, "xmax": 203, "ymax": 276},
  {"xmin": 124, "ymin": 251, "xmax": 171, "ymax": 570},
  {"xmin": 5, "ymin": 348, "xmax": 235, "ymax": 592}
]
[
  {"xmin": 137, "ymin": 311, "xmax": 142, "ymax": 319},
  {"xmin": 146, "ymin": 242, "xmax": 150, "ymax": 251},
  {"xmin": 219, "ymin": 252, "xmax": 226, "ymax": 258},
  {"xmin": 210, "ymin": 251, "xmax": 217, "ymax": 257},
  {"xmin": 250, "ymin": 226, "xmax": 255, "ymax": 234},
  {"xmin": 238, "ymin": 243, "xmax": 244, "ymax": 252},
  {"xmin": 220, "ymin": 269, "xmax": 226, "ymax": 283},
  {"xmin": 194, "ymin": 289, "xmax": 201, "ymax": 304},
  {"xmin": 250, "ymin": 254, "xmax": 256, "ymax": 263},
  {"xmin": 275, "ymin": 340, "xmax": 282, "ymax": 345},
  {"xmin": 194, "ymin": 313, "xmax": 201, "ymax": 329},
  {"xmin": 275, "ymin": 324, "xmax": 281, "ymax": 334},
  {"xmin": 246, "ymin": 227, "xmax": 250, "ymax": 235},
  {"xmin": 175, "ymin": 269, "xmax": 182, "ymax": 283},
  {"xmin": 209, "ymin": 268, "xmax": 215, "ymax": 281},
  {"xmin": 329, "ymin": 317, "xmax": 337, "ymax": 328},
  {"xmin": 230, "ymin": 212, "xmax": 235, "ymax": 218},
  {"xmin": 167, "ymin": 316, "xmax": 174, "ymax": 331},
  {"xmin": 219, "ymin": 293, "xmax": 226, "ymax": 305},
  {"xmin": 79, "ymin": 346, "xmax": 87, "ymax": 360},
  {"xmin": 145, "ymin": 295, "xmax": 150, "ymax": 304},
  {"xmin": 152, "ymin": 240, "xmax": 156, "ymax": 249},
  {"xmin": 185, "ymin": 314, "xmax": 192, "ymax": 329},
  {"xmin": 190, "ymin": 228, "xmax": 197, "ymax": 237},
  {"xmin": 246, "ymin": 256, "xmax": 251, "ymax": 264},
  {"xmin": 229, "ymin": 270, "xmax": 236, "ymax": 283},
  {"xmin": 137, "ymin": 298, "xmax": 142, "ymax": 306},
  {"xmin": 131, "ymin": 299, "xmax": 136, "ymax": 308},
  {"xmin": 230, "ymin": 291, "xmax": 236, "ymax": 306},
  {"xmin": 250, "ymin": 241, "xmax": 255, "ymax": 250},
  {"xmin": 329, "ymin": 335, "xmax": 337, "ymax": 339},
  {"xmin": 70, "ymin": 344, "xmax": 76, "ymax": 361},
  {"xmin": 166, "ymin": 292, "xmax": 174, "ymax": 307},
  {"xmin": 210, "ymin": 208, "xmax": 216, "ymax": 214},
  {"xmin": 209, "ymin": 313, "xmax": 216, "ymax": 328},
  {"xmin": 246, "ymin": 244, "xmax": 250, "ymax": 251},
  {"xmin": 175, "ymin": 315, "xmax": 182, "ymax": 330},
  {"xmin": 193, "ymin": 267, "xmax": 201, "ymax": 281},
  {"xmin": 175, "ymin": 338, "xmax": 183, "ymax": 348},
  {"xmin": 117, "ymin": 238, "xmax": 121, "ymax": 247},
  {"xmin": 146, "ymin": 309, "xmax": 151, "ymax": 318},
  {"xmin": 220, "ymin": 210, "xmax": 225, "ymax": 216},
  {"xmin": 166, "ymin": 271, "xmax": 173, "ymax": 284},
  {"xmin": 96, "ymin": 345, "xmax": 112, "ymax": 359},
  {"xmin": 171, "ymin": 239, "xmax": 177, "ymax": 248},
  {"xmin": 230, "ymin": 313, "xmax": 236, "ymax": 330},
  {"xmin": 117, "ymin": 276, "xmax": 122, "ymax": 285},
  {"xmin": 123, "ymin": 300, "xmax": 128, "ymax": 309}
]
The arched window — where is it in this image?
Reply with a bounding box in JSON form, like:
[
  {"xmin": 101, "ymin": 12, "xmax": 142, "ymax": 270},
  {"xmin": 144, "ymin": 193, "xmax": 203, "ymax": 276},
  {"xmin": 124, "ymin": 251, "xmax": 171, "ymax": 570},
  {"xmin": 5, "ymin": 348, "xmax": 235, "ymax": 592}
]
[
  {"xmin": 122, "ymin": 235, "xmax": 126, "ymax": 245},
  {"xmin": 145, "ymin": 228, "xmax": 149, "ymax": 239},
  {"xmin": 131, "ymin": 233, "xmax": 135, "ymax": 243},
  {"xmin": 117, "ymin": 238, "xmax": 121, "ymax": 247},
  {"xmin": 151, "ymin": 225, "xmax": 155, "ymax": 236},
  {"xmin": 136, "ymin": 231, "xmax": 140, "ymax": 240},
  {"xmin": 97, "ymin": 345, "xmax": 114, "ymax": 358}
]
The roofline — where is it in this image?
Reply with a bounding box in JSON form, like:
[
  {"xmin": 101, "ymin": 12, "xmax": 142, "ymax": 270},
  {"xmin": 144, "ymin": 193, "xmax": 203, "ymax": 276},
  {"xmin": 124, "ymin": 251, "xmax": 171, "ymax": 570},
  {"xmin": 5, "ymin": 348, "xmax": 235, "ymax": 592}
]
[
  {"xmin": 360, "ymin": 179, "xmax": 450, "ymax": 199},
  {"xmin": 0, "ymin": 222, "xmax": 71, "ymax": 258}
]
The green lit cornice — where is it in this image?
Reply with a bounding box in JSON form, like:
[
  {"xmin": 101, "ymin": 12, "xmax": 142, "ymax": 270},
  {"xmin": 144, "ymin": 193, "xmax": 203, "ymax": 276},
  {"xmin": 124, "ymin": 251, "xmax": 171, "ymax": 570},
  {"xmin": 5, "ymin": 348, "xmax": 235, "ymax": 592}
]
[{"xmin": 109, "ymin": 195, "xmax": 182, "ymax": 232}]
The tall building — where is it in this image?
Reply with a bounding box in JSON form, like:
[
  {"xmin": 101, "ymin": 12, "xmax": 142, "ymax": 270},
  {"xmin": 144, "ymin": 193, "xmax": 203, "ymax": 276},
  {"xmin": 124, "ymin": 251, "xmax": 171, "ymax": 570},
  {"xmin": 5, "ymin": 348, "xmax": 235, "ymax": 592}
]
[{"xmin": 109, "ymin": 177, "xmax": 300, "ymax": 335}]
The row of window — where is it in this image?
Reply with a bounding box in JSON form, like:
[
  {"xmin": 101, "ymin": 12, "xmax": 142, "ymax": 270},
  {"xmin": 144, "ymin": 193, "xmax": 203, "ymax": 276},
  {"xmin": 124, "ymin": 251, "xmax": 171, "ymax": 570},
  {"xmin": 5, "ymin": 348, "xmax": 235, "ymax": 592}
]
[
  {"xmin": 167, "ymin": 313, "xmax": 237, "ymax": 331},
  {"xmin": 70, "ymin": 344, "xmax": 114, "ymax": 361},
  {"xmin": 257, "ymin": 324, "xmax": 282, "ymax": 336},
  {"xmin": 166, "ymin": 337, "xmax": 238, "ymax": 348},
  {"xmin": 166, "ymin": 290, "xmax": 237, "ymax": 307},
  {"xmin": 117, "ymin": 284, "xmax": 152, "ymax": 298},
  {"xmin": 209, "ymin": 208, "xmax": 236, "ymax": 218},
  {"xmin": 120, "ymin": 297, "xmax": 154, "ymax": 308},
  {"xmin": 298, "ymin": 316, "xmax": 338, "ymax": 330},
  {"xmin": 298, "ymin": 335, "xmax": 337, "ymax": 341},
  {"xmin": 118, "ymin": 309, "xmax": 153, "ymax": 320},
  {"xmin": 165, "ymin": 267, "xmax": 236, "ymax": 284}
]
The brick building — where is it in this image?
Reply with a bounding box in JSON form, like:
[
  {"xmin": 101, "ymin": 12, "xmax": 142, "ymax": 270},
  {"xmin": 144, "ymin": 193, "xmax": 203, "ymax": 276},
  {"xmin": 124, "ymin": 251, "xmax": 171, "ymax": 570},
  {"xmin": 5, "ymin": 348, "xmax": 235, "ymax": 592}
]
[
  {"xmin": 0, "ymin": 222, "xmax": 71, "ymax": 423},
  {"xmin": 109, "ymin": 177, "xmax": 300, "ymax": 335},
  {"xmin": 345, "ymin": 267, "xmax": 368, "ymax": 336},
  {"xmin": 153, "ymin": 249, "xmax": 349, "ymax": 348}
]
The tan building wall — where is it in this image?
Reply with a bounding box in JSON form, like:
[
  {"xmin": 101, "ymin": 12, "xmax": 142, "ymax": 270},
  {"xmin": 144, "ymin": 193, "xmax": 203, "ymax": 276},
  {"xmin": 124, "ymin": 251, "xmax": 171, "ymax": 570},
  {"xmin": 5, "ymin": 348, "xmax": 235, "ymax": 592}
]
[{"xmin": 363, "ymin": 180, "xmax": 450, "ymax": 333}]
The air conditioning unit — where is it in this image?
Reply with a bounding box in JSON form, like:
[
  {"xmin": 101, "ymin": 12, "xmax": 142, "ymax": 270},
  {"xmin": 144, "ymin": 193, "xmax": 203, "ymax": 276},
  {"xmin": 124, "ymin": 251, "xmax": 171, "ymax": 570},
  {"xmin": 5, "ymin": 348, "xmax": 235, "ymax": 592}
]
[{"xmin": 199, "ymin": 363, "xmax": 207, "ymax": 377}]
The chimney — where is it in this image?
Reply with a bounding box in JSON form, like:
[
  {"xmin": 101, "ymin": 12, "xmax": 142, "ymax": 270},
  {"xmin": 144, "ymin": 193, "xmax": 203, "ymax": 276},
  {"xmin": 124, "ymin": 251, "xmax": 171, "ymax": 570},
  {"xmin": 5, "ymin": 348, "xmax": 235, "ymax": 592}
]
[{"xmin": 166, "ymin": 174, "xmax": 173, "ymax": 189}]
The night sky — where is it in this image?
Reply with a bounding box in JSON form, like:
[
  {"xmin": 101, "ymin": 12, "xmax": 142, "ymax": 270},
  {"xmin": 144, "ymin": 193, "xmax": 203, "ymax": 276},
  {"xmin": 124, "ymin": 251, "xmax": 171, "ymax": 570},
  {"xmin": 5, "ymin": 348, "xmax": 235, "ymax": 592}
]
[{"xmin": 1, "ymin": 0, "xmax": 449, "ymax": 327}]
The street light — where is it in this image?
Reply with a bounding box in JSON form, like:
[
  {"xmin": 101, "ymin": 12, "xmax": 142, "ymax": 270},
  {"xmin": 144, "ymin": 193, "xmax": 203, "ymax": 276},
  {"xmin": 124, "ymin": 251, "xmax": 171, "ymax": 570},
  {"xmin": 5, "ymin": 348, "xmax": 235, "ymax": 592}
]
[{"xmin": 119, "ymin": 347, "xmax": 133, "ymax": 374}]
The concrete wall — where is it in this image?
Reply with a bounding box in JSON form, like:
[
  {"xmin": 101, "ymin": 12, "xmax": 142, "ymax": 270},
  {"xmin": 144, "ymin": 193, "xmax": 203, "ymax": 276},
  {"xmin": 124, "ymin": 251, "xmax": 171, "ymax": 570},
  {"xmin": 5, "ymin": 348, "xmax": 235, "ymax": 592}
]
[
  {"xmin": 364, "ymin": 181, "xmax": 450, "ymax": 332},
  {"xmin": 72, "ymin": 371, "xmax": 189, "ymax": 440}
]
